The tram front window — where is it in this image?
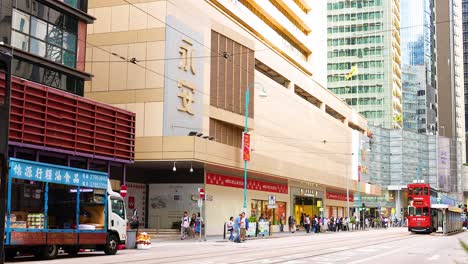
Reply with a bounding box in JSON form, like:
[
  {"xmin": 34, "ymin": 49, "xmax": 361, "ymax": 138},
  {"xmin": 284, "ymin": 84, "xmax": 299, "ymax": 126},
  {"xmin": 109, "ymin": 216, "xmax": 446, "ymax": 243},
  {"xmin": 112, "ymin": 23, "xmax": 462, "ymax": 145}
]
[
  {"xmin": 409, "ymin": 206, "xmax": 415, "ymax": 216},
  {"xmin": 423, "ymin": 207, "xmax": 429, "ymax": 216},
  {"xmin": 415, "ymin": 207, "xmax": 422, "ymax": 216}
]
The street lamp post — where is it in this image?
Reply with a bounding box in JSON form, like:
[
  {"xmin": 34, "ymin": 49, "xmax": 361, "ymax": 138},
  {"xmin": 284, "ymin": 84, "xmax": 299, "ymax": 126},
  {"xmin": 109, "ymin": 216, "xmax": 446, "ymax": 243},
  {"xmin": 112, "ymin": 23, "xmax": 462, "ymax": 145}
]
[
  {"xmin": 345, "ymin": 153, "xmax": 354, "ymax": 218},
  {"xmin": 242, "ymin": 84, "xmax": 252, "ymax": 212},
  {"xmin": 243, "ymin": 83, "xmax": 266, "ymax": 212}
]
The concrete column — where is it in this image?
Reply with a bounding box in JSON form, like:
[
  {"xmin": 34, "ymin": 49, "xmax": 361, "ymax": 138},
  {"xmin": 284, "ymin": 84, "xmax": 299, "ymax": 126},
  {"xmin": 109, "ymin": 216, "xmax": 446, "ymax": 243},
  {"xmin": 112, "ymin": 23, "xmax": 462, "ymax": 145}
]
[{"xmin": 395, "ymin": 189, "xmax": 401, "ymax": 220}]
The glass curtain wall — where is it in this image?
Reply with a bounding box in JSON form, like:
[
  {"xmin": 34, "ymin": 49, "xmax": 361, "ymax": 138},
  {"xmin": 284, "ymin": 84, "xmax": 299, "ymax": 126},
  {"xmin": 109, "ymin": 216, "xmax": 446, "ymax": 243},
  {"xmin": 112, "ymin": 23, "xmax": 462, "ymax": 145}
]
[{"xmin": 401, "ymin": 0, "xmax": 437, "ymax": 134}]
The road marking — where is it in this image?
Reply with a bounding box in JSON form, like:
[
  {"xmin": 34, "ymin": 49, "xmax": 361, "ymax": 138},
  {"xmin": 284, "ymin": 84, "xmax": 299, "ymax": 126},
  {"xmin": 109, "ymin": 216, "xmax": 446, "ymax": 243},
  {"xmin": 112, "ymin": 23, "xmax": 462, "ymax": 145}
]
[
  {"xmin": 333, "ymin": 246, "xmax": 350, "ymax": 251},
  {"xmin": 347, "ymin": 247, "xmax": 403, "ymax": 264},
  {"xmin": 427, "ymin": 255, "xmax": 440, "ymax": 261}
]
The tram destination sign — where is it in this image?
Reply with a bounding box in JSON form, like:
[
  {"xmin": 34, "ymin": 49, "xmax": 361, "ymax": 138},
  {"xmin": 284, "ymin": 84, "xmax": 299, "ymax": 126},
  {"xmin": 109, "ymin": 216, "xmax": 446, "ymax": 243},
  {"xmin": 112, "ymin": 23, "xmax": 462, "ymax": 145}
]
[{"xmin": 9, "ymin": 158, "xmax": 108, "ymax": 189}]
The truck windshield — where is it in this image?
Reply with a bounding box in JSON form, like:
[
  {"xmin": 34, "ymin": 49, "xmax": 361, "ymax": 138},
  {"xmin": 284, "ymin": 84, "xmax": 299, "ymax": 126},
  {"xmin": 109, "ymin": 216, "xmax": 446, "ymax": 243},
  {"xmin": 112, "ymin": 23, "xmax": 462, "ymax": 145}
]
[{"xmin": 111, "ymin": 198, "xmax": 125, "ymax": 219}]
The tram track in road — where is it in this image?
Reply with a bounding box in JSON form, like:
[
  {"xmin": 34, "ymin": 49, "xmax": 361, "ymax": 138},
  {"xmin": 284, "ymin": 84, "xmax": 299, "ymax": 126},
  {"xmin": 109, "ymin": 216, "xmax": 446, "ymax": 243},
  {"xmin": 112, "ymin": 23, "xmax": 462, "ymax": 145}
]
[
  {"xmin": 224, "ymin": 233, "xmax": 417, "ymax": 264},
  {"xmin": 95, "ymin": 230, "xmax": 412, "ymax": 264}
]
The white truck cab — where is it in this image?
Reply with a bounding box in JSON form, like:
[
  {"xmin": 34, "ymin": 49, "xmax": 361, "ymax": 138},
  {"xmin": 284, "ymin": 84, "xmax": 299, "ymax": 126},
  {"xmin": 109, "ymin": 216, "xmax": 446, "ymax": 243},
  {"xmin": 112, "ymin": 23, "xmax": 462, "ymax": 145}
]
[{"xmin": 107, "ymin": 186, "xmax": 128, "ymax": 250}]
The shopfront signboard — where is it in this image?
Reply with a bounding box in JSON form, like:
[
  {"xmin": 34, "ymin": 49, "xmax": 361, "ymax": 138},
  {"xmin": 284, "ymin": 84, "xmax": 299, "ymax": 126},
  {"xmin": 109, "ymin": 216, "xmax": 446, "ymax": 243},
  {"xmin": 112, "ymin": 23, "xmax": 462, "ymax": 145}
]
[
  {"xmin": 246, "ymin": 222, "xmax": 256, "ymax": 237},
  {"xmin": 206, "ymin": 173, "xmax": 288, "ymax": 194},
  {"xmin": 163, "ymin": 16, "xmax": 204, "ymax": 136},
  {"xmin": 9, "ymin": 158, "xmax": 108, "ymax": 189},
  {"xmin": 257, "ymin": 221, "xmax": 269, "ymax": 236},
  {"xmin": 268, "ymin": 195, "xmax": 276, "ymax": 209},
  {"xmin": 326, "ymin": 192, "xmax": 354, "ymax": 202}
]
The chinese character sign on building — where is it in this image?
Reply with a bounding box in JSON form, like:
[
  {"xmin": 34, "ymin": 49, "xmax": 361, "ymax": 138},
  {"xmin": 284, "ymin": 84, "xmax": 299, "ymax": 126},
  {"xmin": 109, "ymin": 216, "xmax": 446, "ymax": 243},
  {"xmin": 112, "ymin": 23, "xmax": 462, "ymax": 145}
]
[
  {"xmin": 9, "ymin": 158, "xmax": 108, "ymax": 189},
  {"xmin": 206, "ymin": 173, "xmax": 288, "ymax": 194},
  {"xmin": 437, "ymin": 137, "xmax": 450, "ymax": 192},
  {"xmin": 163, "ymin": 16, "xmax": 204, "ymax": 136},
  {"xmin": 326, "ymin": 192, "xmax": 354, "ymax": 202}
]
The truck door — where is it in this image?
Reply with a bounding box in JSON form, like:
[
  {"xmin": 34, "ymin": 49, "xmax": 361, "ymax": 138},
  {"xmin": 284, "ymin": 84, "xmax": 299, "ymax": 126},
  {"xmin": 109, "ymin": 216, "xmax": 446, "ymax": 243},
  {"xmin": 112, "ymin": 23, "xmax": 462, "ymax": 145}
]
[{"xmin": 110, "ymin": 198, "xmax": 127, "ymax": 242}]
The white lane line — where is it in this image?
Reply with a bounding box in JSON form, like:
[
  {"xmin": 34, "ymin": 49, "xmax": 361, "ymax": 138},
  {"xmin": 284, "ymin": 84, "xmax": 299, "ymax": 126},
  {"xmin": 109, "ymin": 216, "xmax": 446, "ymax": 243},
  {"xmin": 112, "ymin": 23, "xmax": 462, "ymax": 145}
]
[
  {"xmin": 427, "ymin": 254, "xmax": 440, "ymax": 261},
  {"xmin": 346, "ymin": 247, "xmax": 403, "ymax": 264}
]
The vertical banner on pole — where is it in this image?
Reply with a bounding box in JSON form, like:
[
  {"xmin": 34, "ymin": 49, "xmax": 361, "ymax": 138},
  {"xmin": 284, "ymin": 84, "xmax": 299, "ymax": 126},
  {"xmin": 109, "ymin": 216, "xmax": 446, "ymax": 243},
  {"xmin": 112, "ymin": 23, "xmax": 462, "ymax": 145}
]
[{"xmin": 242, "ymin": 132, "xmax": 251, "ymax": 161}]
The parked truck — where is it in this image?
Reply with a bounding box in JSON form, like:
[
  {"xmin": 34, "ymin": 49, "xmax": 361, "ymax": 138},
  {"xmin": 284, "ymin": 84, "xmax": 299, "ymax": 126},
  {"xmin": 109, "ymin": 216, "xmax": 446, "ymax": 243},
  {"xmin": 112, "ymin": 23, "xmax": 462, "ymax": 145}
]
[{"xmin": 4, "ymin": 158, "xmax": 127, "ymax": 260}]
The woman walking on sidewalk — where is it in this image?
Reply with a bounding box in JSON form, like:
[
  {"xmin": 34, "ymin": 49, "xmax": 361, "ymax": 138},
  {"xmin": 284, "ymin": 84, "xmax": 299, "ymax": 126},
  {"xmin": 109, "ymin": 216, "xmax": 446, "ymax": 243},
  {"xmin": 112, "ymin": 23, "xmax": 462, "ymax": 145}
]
[
  {"xmin": 194, "ymin": 212, "xmax": 203, "ymax": 239},
  {"xmin": 288, "ymin": 215, "xmax": 296, "ymax": 233},
  {"xmin": 304, "ymin": 215, "xmax": 311, "ymax": 233}
]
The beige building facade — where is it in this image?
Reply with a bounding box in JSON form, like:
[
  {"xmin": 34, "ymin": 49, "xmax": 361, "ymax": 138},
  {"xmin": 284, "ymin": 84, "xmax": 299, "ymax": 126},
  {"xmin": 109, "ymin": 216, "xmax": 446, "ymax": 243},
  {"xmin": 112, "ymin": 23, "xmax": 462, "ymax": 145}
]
[{"xmin": 85, "ymin": 0, "xmax": 381, "ymax": 235}]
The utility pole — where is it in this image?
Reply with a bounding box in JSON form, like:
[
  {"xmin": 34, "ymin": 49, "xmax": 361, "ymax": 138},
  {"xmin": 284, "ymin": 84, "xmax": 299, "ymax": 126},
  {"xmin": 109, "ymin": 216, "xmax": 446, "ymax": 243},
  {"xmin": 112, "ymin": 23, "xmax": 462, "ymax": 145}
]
[{"xmin": 0, "ymin": 44, "xmax": 12, "ymax": 264}]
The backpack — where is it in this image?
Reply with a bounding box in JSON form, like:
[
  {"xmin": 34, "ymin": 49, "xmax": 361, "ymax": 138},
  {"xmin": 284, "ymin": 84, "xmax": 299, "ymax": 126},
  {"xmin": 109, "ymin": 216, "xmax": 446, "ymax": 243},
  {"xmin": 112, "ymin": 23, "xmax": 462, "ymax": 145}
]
[{"xmin": 182, "ymin": 216, "xmax": 190, "ymax": 228}]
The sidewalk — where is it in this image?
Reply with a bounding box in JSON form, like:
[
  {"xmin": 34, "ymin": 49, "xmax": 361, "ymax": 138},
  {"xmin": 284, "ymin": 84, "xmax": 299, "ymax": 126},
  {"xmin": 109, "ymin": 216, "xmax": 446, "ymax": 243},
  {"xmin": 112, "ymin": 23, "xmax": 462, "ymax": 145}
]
[{"xmin": 150, "ymin": 226, "xmax": 402, "ymax": 243}]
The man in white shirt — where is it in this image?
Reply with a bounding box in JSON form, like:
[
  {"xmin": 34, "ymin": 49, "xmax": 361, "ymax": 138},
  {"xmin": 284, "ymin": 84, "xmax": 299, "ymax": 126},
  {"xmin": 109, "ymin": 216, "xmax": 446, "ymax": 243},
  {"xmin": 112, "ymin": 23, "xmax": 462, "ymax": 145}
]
[
  {"xmin": 239, "ymin": 212, "xmax": 246, "ymax": 241},
  {"xmin": 180, "ymin": 211, "xmax": 191, "ymax": 240}
]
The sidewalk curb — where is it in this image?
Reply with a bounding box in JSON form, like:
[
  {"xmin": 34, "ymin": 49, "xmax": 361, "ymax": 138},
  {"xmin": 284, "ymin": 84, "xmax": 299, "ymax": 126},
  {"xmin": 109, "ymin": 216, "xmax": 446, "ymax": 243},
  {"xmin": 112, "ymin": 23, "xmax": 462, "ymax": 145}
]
[{"xmin": 150, "ymin": 228, "xmax": 403, "ymax": 243}]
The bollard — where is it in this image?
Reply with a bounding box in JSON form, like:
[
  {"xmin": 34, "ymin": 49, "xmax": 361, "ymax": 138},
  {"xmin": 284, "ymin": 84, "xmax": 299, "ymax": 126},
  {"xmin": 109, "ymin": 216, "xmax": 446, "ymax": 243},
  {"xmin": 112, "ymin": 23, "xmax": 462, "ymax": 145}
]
[{"xmin": 223, "ymin": 222, "xmax": 226, "ymax": 240}]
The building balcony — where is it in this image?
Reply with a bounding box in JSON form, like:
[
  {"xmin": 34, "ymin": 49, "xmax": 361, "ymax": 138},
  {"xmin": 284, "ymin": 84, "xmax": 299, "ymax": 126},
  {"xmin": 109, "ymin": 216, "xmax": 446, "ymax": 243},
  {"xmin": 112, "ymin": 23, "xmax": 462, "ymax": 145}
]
[
  {"xmin": 271, "ymin": 0, "xmax": 313, "ymax": 34},
  {"xmin": 0, "ymin": 73, "xmax": 135, "ymax": 162}
]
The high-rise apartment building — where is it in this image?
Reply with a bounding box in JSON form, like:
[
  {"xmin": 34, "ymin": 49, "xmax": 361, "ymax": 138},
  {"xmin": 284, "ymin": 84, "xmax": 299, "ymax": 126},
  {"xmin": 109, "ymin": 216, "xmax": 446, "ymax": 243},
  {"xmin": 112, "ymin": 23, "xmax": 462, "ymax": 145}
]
[
  {"xmin": 400, "ymin": 0, "xmax": 438, "ymax": 134},
  {"xmin": 327, "ymin": 0, "xmax": 402, "ymax": 129},
  {"xmin": 437, "ymin": 0, "xmax": 465, "ymax": 200}
]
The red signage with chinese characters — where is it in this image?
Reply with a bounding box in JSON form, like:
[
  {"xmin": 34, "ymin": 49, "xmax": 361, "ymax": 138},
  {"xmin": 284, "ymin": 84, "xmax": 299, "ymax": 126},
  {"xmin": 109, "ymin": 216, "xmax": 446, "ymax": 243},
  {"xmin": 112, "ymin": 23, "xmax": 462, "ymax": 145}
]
[
  {"xmin": 242, "ymin": 132, "xmax": 251, "ymax": 161},
  {"xmin": 206, "ymin": 173, "xmax": 288, "ymax": 194},
  {"xmin": 128, "ymin": 196, "xmax": 135, "ymax": 209},
  {"xmin": 326, "ymin": 192, "xmax": 354, "ymax": 202}
]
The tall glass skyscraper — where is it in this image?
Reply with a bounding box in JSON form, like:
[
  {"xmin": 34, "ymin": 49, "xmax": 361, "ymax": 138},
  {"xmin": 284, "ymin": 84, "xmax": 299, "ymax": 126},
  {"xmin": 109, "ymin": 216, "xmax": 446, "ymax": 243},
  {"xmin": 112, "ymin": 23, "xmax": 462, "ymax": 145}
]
[
  {"xmin": 463, "ymin": 0, "xmax": 468, "ymax": 162},
  {"xmin": 400, "ymin": 0, "xmax": 437, "ymax": 134},
  {"xmin": 327, "ymin": 0, "xmax": 402, "ymax": 129}
]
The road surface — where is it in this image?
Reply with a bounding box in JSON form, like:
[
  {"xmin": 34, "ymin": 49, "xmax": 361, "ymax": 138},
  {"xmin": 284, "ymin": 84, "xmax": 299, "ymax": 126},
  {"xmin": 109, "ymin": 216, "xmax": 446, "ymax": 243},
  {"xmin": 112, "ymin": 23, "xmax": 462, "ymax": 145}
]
[{"xmin": 9, "ymin": 228, "xmax": 468, "ymax": 264}]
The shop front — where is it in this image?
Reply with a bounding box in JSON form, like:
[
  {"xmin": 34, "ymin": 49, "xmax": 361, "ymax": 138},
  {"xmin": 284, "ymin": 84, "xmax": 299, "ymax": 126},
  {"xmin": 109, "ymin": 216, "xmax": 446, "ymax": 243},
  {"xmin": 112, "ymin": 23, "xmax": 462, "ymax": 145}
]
[
  {"xmin": 326, "ymin": 191, "xmax": 354, "ymax": 218},
  {"xmin": 360, "ymin": 189, "xmax": 403, "ymax": 218},
  {"xmin": 147, "ymin": 183, "xmax": 203, "ymax": 229},
  {"xmin": 290, "ymin": 182, "xmax": 325, "ymax": 223},
  {"xmin": 204, "ymin": 172, "xmax": 289, "ymax": 236}
]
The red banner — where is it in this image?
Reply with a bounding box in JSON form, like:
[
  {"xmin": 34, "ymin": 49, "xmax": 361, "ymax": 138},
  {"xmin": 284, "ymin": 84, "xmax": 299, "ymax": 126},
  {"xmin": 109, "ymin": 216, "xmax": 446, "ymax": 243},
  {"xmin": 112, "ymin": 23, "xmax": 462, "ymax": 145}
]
[
  {"xmin": 128, "ymin": 196, "xmax": 135, "ymax": 209},
  {"xmin": 242, "ymin": 132, "xmax": 251, "ymax": 161},
  {"xmin": 206, "ymin": 173, "xmax": 288, "ymax": 194},
  {"xmin": 326, "ymin": 192, "xmax": 354, "ymax": 202}
]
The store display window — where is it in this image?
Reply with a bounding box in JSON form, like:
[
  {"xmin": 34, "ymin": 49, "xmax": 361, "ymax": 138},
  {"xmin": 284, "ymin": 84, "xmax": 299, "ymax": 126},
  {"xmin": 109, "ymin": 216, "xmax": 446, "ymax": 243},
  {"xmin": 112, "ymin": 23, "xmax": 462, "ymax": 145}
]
[{"xmin": 250, "ymin": 199, "xmax": 286, "ymax": 224}]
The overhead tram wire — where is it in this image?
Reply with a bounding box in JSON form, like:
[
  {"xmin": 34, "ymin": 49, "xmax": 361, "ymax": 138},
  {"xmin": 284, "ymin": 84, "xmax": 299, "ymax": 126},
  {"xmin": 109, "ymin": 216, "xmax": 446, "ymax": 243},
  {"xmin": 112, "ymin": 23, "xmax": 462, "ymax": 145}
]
[
  {"xmin": 86, "ymin": 0, "xmax": 463, "ymax": 107},
  {"xmin": 170, "ymin": 124, "xmax": 457, "ymax": 153},
  {"xmin": 80, "ymin": 17, "xmax": 457, "ymax": 64},
  {"xmin": 118, "ymin": 0, "xmax": 468, "ymax": 105},
  {"xmin": 84, "ymin": 1, "xmax": 463, "ymax": 148}
]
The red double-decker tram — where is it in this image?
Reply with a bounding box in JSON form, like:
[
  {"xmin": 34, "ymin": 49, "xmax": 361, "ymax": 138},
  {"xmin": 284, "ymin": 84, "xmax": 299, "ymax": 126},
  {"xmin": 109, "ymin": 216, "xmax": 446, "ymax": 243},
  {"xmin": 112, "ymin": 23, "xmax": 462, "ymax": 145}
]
[
  {"xmin": 407, "ymin": 183, "xmax": 463, "ymax": 234},
  {"xmin": 407, "ymin": 183, "xmax": 435, "ymax": 233}
]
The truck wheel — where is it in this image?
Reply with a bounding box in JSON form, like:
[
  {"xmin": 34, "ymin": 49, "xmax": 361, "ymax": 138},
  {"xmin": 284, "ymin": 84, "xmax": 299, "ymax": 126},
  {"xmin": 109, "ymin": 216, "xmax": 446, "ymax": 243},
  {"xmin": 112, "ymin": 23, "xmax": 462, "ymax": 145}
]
[
  {"xmin": 104, "ymin": 235, "xmax": 118, "ymax": 255},
  {"xmin": 38, "ymin": 245, "xmax": 58, "ymax": 260},
  {"xmin": 5, "ymin": 249, "xmax": 17, "ymax": 260},
  {"xmin": 64, "ymin": 246, "xmax": 80, "ymax": 256}
]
